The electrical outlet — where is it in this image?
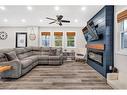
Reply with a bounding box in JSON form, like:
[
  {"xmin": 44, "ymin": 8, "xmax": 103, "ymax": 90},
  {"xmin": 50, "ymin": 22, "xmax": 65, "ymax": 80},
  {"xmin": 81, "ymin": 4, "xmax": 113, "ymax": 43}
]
[{"xmin": 109, "ymin": 66, "xmax": 112, "ymax": 70}]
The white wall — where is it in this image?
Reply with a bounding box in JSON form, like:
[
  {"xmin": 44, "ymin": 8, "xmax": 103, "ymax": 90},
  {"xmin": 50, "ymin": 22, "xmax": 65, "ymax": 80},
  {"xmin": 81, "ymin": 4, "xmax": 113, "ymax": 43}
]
[
  {"xmin": 0, "ymin": 26, "xmax": 87, "ymax": 54},
  {"xmin": 0, "ymin": 27, "xmax": 27, "ymax": 49},
  {"xmin": 113, "ymin": 5, "xmax": 127, "ymax": 89}
]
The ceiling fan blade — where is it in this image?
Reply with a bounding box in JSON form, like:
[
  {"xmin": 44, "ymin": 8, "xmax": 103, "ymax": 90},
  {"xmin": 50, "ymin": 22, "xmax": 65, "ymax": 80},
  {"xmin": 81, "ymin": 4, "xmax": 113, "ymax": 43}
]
[
  {"xmin": 49, "ymin": 21, "xmax": 56, "ymax": 24},
  {"xmin": 46, "ymin": 17, "xmax": 56, "ymax": 20},
  {"xmin": 61, "ymin": 20, "xmax": 70, "ymax": 23}
]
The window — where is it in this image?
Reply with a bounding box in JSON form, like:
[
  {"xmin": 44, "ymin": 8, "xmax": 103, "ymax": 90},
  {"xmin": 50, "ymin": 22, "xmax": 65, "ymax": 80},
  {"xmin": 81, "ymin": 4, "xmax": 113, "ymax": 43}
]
[
  {"xmin": 55, "ymin": 36, "xmax": 62, "ymax": 46},
  {"xmin": 121, "ymin": 32, "xmax": 127, "ymax": 48},
  {"xmin": 67, "ymin": 32, "xmax": 75, "ymax": 47},
  {"xmin": 54, "ymin": 32, "xmax": 63, "ymax": 47},
  {"xmin": 42, "ymin": 36, "xmax": 50, "ymax": 47},
  {"xmin": 120, "ymin": 20, "xmax": 127, "ymax": 49},
  {"xmin": 67, "ymin": 36, "xmax": 75, "ymax": 47},
  {"xmin": 41, "ymin": 32, "xmax": 50, "ymax": 47}
]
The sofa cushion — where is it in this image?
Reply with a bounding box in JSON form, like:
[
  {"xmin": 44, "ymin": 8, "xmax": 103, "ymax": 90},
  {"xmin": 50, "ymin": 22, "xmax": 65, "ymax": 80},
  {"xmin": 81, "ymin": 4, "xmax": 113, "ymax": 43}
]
[
  {"xmin": 4, "ymin": 51, "xmax": 18, "ymax": 61},
  {"xmin": 41, "ymin": 47, "xmax": 50, "ymax": 55},
  {"xmin": 24, "ymin": 55, "xmax": 38, "ymax": 62},
  {"xmin": 18, "ymin": 53, "xmax": 27, "ymax": 60},
  {"xmin": 56, "ymin": 48, "xmax": 62, "ymax": 55},
  {"xmin": 32, "ymin": 51, "xmax": 41, "ymax": 55},
  {"xmin": 25, "ymin": 51, "xmax": 33, "ymax": 57},
  {"xmin": 41, "ymin": 51, "xmax": 49, "ymax": 55},
  {"xmin": 17, "ymin": 51, "xmax": 32, "ymax": 60},
  {"xmin": 39, "ymin": 55, "xmax": 49, "ymax": 60},
  {"xmin": 49, "ymin": 56, "xmax": 60, "ymax": 60},
  {"xmin": 32, "ymin": 47, "xmax": 41, "ymax": 51},
  {"xmin": 15, "ymin": 48, "xmax": 25, "ymax": 54},
  {"xmin": 21, "ymin": 59, "xmax": 33, "ymax": 69},
  {"xmin": 0, "ymin": 49, "xmax": 14, "ymax": 53},
  {"xmin": 49, "ymin": 49, "xmax": 57, "ymax": 56},
  {"xmin": 24, "ymin": 47, "xmax": 32, "ymax": 52},
  {"xmin": 41, "ymin": 47, "xmax": 50, "ymax": 52},
  {"xmin": 0, "ymin": 53, "xmax": 8, "ymax": 62}
]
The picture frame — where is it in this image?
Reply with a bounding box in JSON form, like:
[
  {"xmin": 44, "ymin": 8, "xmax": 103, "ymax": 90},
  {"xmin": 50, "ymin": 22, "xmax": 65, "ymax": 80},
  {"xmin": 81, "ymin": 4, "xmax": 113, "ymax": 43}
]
[{"xmin": 16, "ymin": 32, "xmax": 27, "ymax": 48}]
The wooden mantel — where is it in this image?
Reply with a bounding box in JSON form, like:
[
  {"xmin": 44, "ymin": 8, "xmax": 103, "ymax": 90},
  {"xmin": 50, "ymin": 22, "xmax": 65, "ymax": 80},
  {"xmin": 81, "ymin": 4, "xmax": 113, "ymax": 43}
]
[
  {"xmin": 86, "ymin": 44, "xmax": 105, "ymax": 50},
  {"xmin": 0, "ymin": 66, "xmax": 12, "ymax": 73}
]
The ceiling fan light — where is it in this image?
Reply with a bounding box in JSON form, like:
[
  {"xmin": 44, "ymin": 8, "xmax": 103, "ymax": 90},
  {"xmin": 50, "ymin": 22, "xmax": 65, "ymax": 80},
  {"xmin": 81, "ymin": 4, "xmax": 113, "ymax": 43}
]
[
  {"xmin": 54, "ymin": 6, "xmax": 60, "ymax": 11},
  {"xmin": 40, "ymin": 19, "xmax": 43, "ymax": 22},
  {"xmin": 81, "ymin": 7, "xmax": 86, "ymax": 11},
  {"xmin": 27, "ymin": 6, "xmax": 32, "ymax": 11},
  {"xmin": 0, "ymin": 6, "xmax": 6, "ymax": 10},
  {"xmin": 3, "ymin": 18, "xmax": 8, "ymax": 22},
  {"xmin": 21, "ymin": 19, "xmax": 26, "ymax": 23},
  {"xmin": 74, "ymin": 19, "xmax": 78, "ymax": 23}
]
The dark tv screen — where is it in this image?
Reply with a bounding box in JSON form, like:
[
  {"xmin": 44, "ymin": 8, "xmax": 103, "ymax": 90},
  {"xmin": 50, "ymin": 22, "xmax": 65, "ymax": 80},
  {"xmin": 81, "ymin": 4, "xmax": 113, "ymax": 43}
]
[
  {"xmin": 84, "ymin": 30, "xmax": 98, "ymax": 42},
  {"xmin": 84, "ymin": 32, "xmax": 93, "ymax": 41},
  {"xmin": 86, "ymin": 22, "xmax": 99, "ymax": 41}
]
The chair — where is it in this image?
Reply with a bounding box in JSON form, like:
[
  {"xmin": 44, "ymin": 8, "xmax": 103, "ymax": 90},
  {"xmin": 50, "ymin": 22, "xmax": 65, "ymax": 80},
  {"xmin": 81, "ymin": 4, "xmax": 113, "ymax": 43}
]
[{"xmin": 75, "ymin": 48, "xmax": 86, "ymax": 62}]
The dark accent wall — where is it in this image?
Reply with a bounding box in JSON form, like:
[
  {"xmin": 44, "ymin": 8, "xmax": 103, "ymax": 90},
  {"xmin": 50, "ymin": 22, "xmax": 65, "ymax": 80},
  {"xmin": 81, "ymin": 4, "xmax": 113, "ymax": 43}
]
[{"xmin": 83, "ymin": 6, "xmax": 114, "ymax": 77}]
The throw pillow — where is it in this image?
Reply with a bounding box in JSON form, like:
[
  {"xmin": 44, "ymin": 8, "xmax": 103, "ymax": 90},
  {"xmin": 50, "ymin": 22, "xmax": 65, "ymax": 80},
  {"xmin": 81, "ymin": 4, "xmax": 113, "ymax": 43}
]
[
  {"xmin": 49, "ymin": 49, "xmax": 57, "ymax": 56},
  {"xmin": 56, "ymin": 48, "xmax": 62, "ymax": 55},
  {"xmin": 0, "ymin": 53, "xmax": 8, "ymax": 62},
  {"xmin": 4, "ymin": 51, "xmax": 19, "ymax": 61}
]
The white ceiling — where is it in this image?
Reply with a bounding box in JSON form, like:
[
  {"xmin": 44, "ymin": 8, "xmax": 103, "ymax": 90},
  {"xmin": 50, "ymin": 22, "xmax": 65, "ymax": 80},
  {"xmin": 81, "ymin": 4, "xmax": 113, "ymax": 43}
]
[{"xmin": 0, "ymin": 5, "xmax": 104, "ymax": 27}]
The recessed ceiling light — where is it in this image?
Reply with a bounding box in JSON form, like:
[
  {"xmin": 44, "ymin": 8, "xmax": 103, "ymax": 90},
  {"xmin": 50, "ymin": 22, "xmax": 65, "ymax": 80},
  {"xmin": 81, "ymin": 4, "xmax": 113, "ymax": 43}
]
[
  {"xmin": 81, "ymin": 7, "xmax": 86, "ymax": 11},
  {"xmin": 0, "ymin": 6, "xmax": 6, "ymax": 10},
  {"xmin": 21, "ymin": 19, "xmax": 26, "ymax": 23},
  {"xmin": 74, "ymin": 19, "xmax": 78, "ymax": 23},
  {"xmin": 3, "ymin": 18, "xmax": 8, "ymax": 22},
  {"xmin": 40, "ymin": 19, "xmax": 43, "ymax": 22},
  {"xmin": 54, "ymin": 6, "xmax": 60, "ymax": 11},
  {"xmin": 27, "ymin": 6, "xmax": 32, "ymax": 11}
]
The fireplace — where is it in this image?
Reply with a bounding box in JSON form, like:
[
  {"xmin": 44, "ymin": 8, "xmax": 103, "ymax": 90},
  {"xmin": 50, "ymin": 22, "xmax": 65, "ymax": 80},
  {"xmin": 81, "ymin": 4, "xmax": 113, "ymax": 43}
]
[
  {"xmin": 82, "ymin": 6, "xmax": 114, "ymax": 77},
  {"xmin": 88, "ymin": 50, "xmax": 103, "ymax": 66}
]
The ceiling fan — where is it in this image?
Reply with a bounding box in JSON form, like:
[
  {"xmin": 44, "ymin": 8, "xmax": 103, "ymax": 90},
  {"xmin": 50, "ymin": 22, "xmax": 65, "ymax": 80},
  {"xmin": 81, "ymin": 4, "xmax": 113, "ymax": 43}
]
[{"xmin": 46, "ymin": 15, "xmax": 70, "ymax": 26}]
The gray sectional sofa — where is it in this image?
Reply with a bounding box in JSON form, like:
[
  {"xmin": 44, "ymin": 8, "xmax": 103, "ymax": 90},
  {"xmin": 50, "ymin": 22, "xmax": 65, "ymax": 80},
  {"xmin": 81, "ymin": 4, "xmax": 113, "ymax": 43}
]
[{"xmin": 0, "ymin": 47, "xmax": 63, "ymax": 79}]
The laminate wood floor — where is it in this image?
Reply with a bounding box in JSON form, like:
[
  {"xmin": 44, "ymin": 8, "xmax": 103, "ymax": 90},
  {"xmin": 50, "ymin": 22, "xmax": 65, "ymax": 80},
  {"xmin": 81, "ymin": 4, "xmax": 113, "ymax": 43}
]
[{"xmin": 0, "ymin": 61, "xmax": 112, "ymax": 89}]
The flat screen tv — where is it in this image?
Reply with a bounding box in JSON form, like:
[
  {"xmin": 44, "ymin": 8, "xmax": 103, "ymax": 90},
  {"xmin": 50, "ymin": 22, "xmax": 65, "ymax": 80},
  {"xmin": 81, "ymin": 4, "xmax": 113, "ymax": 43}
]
[
  {"xmin": 84, "ymin": 31, "xmax": 93, "ymax": 41},
  {"xmin": 84, "ymin": 30, "xmax": 98, "ymax": 42},
  {"xmin": 83, "ymin": 22, "xmax": 100, "ymax": 42},
  {"xmin": 86, "ymin": 21, "xmax": 99, "ymax": 41}
]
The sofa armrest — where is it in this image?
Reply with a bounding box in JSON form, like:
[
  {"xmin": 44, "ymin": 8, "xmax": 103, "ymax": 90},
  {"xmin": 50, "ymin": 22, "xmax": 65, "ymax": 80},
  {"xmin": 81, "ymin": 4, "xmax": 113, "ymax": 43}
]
[
  {"xmin": 0, "ymin": 59, "xmax": 22, "ymax": 78},
  {"xmin": 0, "ymin": 66, "xmax": 12, "ymax": 73},
  {"xmin": 59, "ymin": 53, "xmax": 64, "ymax": 64}
]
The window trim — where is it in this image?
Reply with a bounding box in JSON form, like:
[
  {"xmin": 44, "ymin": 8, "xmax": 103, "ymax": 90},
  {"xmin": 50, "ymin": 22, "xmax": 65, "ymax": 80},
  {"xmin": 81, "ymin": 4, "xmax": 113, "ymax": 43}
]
[
  {"xmin": 120, "ymin": 20, "xmax": 127, "ymax": 50},
  {"xmin": 117, "ymin": 19, "xmax": 127, "ymax": 55},
  {"xmin": 121, "ymin": 32, "xmax": 127, "ymax": 49}
]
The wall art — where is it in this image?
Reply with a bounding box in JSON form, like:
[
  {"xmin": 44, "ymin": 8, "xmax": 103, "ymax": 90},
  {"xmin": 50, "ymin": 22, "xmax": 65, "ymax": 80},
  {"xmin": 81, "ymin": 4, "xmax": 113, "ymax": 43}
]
[
  {"xmin": 16, "ymin": 33, "xmax": 27, "ymax": 48},
  {"xmin": 0, "ymin": 31, "xmax": 8, "ymax": 40}
]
